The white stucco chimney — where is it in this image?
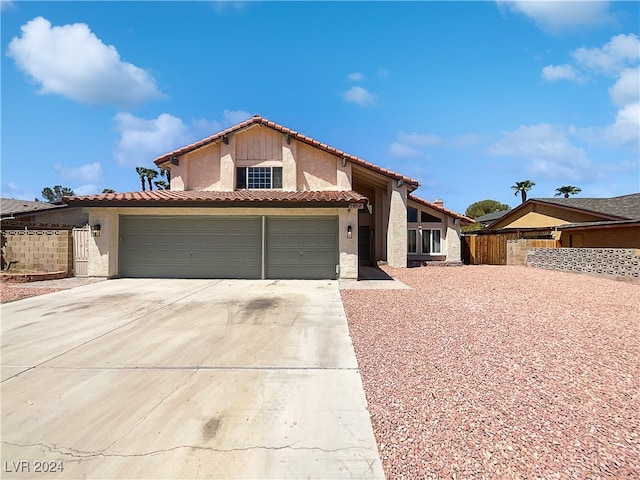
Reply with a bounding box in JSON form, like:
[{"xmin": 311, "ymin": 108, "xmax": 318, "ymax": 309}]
[{"xmin": 433, "ymin": 197, "xmax": 444, "ymax": 207}]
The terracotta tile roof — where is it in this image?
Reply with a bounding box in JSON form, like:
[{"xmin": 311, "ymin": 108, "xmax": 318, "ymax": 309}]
[
  {"xmin": 154, "ymin": 114, "xmax": 421, "ymax": 188},
  {"xmin": 64, "ymin": 190, "xmax": 368, "ymax": 206},
  {"xmin": 408, "ymin": 194, "xmax": 475, "ymax": 224}
]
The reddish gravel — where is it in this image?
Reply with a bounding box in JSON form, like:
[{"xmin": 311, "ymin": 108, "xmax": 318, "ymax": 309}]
[
  {"xmin": 0, "ymin": 284, "xmax": 63, "ymax": 303},
  {"xmin": 342, "ymin": 265, "xmax": 639, "ymax": 479}
]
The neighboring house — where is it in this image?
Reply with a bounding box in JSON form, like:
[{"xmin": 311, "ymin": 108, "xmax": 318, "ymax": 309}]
[
  {"xmin": 0, "ymin": 198, "xmax": 88, "ymax": 227},
  {"xmin": 474, "ymin": 209, "xmax": 510, "ymax": 229},
  {"xmin": 487, "ymin": 194, "xmax": 640, "ymax": 248},
  {"xmin": 66, "ymin": 115, "xmax": 473, "ymax": 280}
]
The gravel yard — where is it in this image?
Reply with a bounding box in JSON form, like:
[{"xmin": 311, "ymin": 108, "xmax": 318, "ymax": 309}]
[
  {"xmin": 0, "ymin": 277, "xmax": 104, "ymax": 303},
  {"xmin": 342, "ymin": 265, "xmax": 639, "ymax": 479}
]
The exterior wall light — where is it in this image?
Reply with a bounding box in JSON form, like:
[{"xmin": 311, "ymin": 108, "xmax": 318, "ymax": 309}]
[
  {"xmin": 91, "ymin": 224, "xmax": 101, "ymax": 237},
  {"xmin": 347, "ymin": 225, "xmax": 353, "ymax": 239}
]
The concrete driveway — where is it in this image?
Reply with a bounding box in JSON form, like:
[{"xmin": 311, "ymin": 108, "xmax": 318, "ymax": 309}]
[{"xmin": 1, "ymin": 279, "xmax": 383, "ymax": 479}]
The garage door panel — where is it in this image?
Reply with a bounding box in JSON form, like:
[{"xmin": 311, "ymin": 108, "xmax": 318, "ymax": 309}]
[
  {"xmin": 119, "ymin": 216, "xmax": 261, "ymax": 279},
  {"xmin": 267, "ymin": 217, "xmax": 337, "ymax": 280}
]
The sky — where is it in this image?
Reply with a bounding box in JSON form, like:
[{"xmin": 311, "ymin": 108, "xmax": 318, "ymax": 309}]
[{"xmin": 1, "ymin": 0, "xmax": 639, "ymax": 215}]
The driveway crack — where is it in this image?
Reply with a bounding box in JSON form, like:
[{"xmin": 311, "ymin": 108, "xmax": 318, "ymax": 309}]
[{"xmin": 2, "ymin": 440, "xmax": 375, "ymax": 459}]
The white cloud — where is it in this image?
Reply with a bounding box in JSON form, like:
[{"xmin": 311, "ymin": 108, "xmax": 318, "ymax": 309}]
[
  {"xmin": 53, "ymin": 162, "xmax": 104, "ymax": 184},
  {"xmin": 343, "ymin": 86, "xmax": 376, "ymax": 106},
  {"xmin": 7, "ymin": 16, "xmax": 164, "ymax": 108},
  {"xmin": 113, "ymin": 113, "xmax": 192, "ymax": 167},
  {"xmin": 397, "ymin": 132, "xmax": 442, "ymax": 147},
  {"xmin": 73, "ymin": 184, "xmax": 99, "ymax": 196},
  {"xmin": 387, "ymin": 132, "xmax": 441, "ymax": 159},
  {"xmin": 496, "ymin": 1, "xmax": 615, "ymax": 34},
  {"xmin": 541, "ymin": 64, "xmax": 584, "ymax": 82},
  {"xmin": 1, "ymin": 0, "xmax": 16, "ymax": 11},
  {"xmin": 488, "ymin": 124, "xmax": 594, "ymax": 181},
  {"xmin": 1, "ymin": 182, "xmax": 37, "ymax": 201},
  {"xmin": 603, "ymin": 102, "xmax": 640, "ymax": 147},
  {"xmin": 387, "ymin": 142, "xmax": 422, "ymax": 159},
  {"xmin": 347, "ymin": 72, "xmax": 364, "ymax": 82},
  {"xmin": 377, "ymin": 68, "xmax": 389, "ymax": 77},
  {"xmin": 572, "ymin": 34, "xmax": 640, "ymax": 76},
  {"xmin": 222, "ymin": 109, "xmax": 251, "ymax": 126},
  {"xmin": 211, "ymin": 1, "xmax": 247, "ymax": 13},
  {"xmin": 609, "ymin": 67, "xmax": 640, "ymax": 107},
  {"xmin": 113, "ymin": 110, "xmax": 250, "ymax": 167}
]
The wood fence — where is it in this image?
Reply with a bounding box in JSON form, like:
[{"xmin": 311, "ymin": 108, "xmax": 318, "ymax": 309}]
[{"xmin": 462, "ymin": 230, "xmax": 558, "ymax": 265}]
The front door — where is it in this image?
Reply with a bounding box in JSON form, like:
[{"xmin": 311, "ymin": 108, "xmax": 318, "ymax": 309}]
[{"xmin": 358, "ymin": 226, "xmax": 371, "ymax": 265}]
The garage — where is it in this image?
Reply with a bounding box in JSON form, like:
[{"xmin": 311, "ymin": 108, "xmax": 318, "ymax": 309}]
[
  {"xmin": 118, "ymin": 215, "xmax": 338, "ymax": 280},
  {"xmin": 119, "ymin": 216, "xmax": 262, "ymax": 279},
  {"xmin": 267, "ymin": 217, "xmax": 338, "ymax": 280}
]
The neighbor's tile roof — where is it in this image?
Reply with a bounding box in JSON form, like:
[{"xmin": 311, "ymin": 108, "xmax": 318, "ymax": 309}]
[
  {"xmin": 1, "ymin": 198, "xmax": 65, "ymax": 217},
  {"xmin": 408, "ymin": 194, "xmax": 475, "ymax": 224},
  {"xmin": 65, "ymin": 190, "xmax": 368, "ymax": 206},
  {"xmin": 154, "ymin": 114, "xmax": 421, "ymax": 188},
  {"xmin": 532, "ymin": 193, "xmax": 640, "ymax": 220}
]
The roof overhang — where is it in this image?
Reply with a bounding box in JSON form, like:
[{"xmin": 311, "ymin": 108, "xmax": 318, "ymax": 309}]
[
  {"xmin": 64, "ymin": 190, "xmax": 369, "ymax": 209},
  {"xmin": 408, "ymin": 193, "xmax": 475, "ymax": 224}
]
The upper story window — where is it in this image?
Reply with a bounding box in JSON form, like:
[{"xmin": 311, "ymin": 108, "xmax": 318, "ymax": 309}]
[{"xmin": 236, "ymin": 166, "xmax": 283, "ymax": 189}]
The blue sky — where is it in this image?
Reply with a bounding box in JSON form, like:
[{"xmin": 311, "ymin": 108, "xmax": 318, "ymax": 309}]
[{"xmin": 2, "ymin": 1, "xmax": 639, "ymax": 214}]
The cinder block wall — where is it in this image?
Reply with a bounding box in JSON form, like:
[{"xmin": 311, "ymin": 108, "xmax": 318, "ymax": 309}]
[
  {"xmin": 526, "ymin": 248, "xmax": 640, "ymax": 282},
  {"xmin": 1, "ymin": 229, "xmax": 73, "ymax": 274}
]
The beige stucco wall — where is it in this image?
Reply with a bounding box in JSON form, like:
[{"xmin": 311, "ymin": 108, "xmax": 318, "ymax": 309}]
[
  {"xmin": 87, "ymin": 208, "xmax": 118, "ymax": 277},
  {"xmin": 446, "ymin": 221, "xmax": 462, "ymax": 262},
  {"xmin": 167, "ymin": 128, "xmax": 354, "ymax": 194},
  {"xmin": 506, "ymin": 212, "xmax": 570, "ymax": 228},
  {"xmin": 297, "ymin": 143, "xmax": 340, "ymax": 191},
  {"xmin": 493, "ymin": 203, "xmax": 607, "ymax": 229},
  {"xmin": 87, "ymin": 206, "xmax": 358, "ymax": 279},
  {"xmin": 185, "ymin": 143, "xmax": 221, "ymax": 190},
  {"xmin": 386, "ymin": 182, "xmax": 407, "ymax": 267}
]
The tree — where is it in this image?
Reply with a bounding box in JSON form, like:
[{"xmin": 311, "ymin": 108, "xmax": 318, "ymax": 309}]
[
  {"xmin": 41, "ymin": 185, "xmax": 75, "ymax": 203},
  {"xmin": 145, "ymin": 169, "xmax": 158, "ymax": 191},
  {"xmin": 465, "ymin": 199, "xmax": 510, "ymax": 219},
  {"xmin": 135, "ymin": 167, "xmax": 147, "ymax": 191},
  {"xmin": 160, "ymin": 167, "xmax": 171, "ymax": 188},
  {"xmin": 102, "ymin": 188, "xmax": 116, "ymax": 194},
  {"xmin": 154, "ymin": 180, "xmax": 169, "ymax": 190},
  {"xmin": 511, "ymin": 180, "xmax": 535, "ymax": 204},
  {"xmin": 555, "ymin": 186, "xmax": 581, "ymax": 198}
]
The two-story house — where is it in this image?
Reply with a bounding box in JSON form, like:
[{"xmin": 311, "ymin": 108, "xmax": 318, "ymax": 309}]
[{"xmin": 66, "ymin": 115, "xmax": 472, "ymax": 279}]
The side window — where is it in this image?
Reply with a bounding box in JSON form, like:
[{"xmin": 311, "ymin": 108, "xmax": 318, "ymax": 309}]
[
  {"xmin": 408, "ymin": 229, "xmax": 417, "ymax": 253},
  {"xmin": 432, "ymin": 229, "xmax": 442, "ymax": 254},
  {"xmin": 421, "ymin": 211, "xmax": 441, "ymax": 222},
  {"xmin": 408, "ymin": 207, "xmax": 418, "ymax": 222},
  {"xmin": 422, "ymin": 230, "xmax": 431, "ymax": 254}
]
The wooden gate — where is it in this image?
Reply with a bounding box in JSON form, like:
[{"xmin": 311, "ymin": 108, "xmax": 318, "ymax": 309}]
[
  {"xmin": 462, "ymin": 230, "xmax": 558, "ymax": 265},
  {"xmin": 72, "ymin": 226, "xmax": 90, "ymax": 277}
]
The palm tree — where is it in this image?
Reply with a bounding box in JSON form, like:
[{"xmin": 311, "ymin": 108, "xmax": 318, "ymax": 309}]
[
  {"xmin": 160, "ymin": 167, "xmax": 171, "ymax": 188},
  {"xmin": 135, "ymin": 167, "xmax": 147, "ymax": 191},
  {"xmin": 154, "ymin": 180, "xmax": 169, "ymax": 190},
  {"xmin": 511, "ymin": 180, "xmax": 535, "ymax": 204},
  {"xmin": 102, "ymin": 188, "xmax": 116, "ymax": 194},
  {"xmin": 145, "ymin": 169, "xmax": 158, "ymax": 191},
  {"xmin": 555, "ymin": 186, "xmax": 581, "ymax": 198}
]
